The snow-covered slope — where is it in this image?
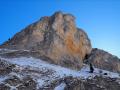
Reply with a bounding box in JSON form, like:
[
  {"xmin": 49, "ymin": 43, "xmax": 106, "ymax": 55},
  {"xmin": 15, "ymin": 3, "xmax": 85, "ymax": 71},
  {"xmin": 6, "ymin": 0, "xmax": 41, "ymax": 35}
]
[
  {"xmin": 0, "ymin": 49, "xmax": 120, "ymax": 90},
  {"xmin": 2, "ymin": 57, "xmax": 120, "ymax": 77},
  {"xmin": 0, "ymin": 56, "xmax": 120, "ymax": 89}
]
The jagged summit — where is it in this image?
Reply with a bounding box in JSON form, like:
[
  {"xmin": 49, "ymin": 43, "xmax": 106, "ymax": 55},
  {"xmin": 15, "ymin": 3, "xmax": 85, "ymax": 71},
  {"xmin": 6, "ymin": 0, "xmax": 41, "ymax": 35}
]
[{"xmin": 0, "ymin": 11, "xmax": 92, "ymax": 70}]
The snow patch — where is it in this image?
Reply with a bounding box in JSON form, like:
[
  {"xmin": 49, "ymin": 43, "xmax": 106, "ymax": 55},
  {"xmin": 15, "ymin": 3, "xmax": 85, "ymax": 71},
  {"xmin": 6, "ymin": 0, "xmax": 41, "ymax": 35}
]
[
  {"xmin": 54, "ymin": 83, "xmax": 66, "ymax": 90},
  {"xmin": 0, "ymin": 48, "xmax": 29, "ymax": 55},
  {"xmin": 0, "ymin": 76, "xmax": 9, "ymax": 84}
]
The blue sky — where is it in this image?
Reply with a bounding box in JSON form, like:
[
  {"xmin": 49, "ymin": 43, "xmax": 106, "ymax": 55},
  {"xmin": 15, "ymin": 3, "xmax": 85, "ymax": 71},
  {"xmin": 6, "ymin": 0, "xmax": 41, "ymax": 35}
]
[{"xmin": 0, "ymin": 0, "xmax": 120, "ymax": 57}]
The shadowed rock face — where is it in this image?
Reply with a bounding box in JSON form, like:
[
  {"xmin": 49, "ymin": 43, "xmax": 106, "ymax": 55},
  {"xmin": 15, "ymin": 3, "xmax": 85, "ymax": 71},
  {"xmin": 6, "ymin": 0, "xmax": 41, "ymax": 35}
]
[
  {"xmin": 0, "ymin": 11, "xmax": 92, "ymax": 70},
  {"xmin": 85, "ymin": 48, "xmax": 120, "ymax": 73}
]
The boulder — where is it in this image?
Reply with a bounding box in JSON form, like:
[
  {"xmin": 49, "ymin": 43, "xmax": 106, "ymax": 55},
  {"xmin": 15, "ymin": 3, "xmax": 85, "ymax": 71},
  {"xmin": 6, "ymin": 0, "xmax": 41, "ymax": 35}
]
[{"xmin": 85, "ymin": 48, "xmax": 120, "ymax": 73}]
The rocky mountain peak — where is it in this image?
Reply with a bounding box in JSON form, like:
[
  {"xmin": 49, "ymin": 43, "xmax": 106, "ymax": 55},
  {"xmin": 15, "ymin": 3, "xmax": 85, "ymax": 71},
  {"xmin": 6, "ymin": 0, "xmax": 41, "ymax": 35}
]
[
  {"xmin": 0, "ymin": 11, "xmax": 120, "ymax": 90},
  {"xmin": 0, "ymin": 11, "xmax": 92, "ymax": 70},
  {"xmin": 31, "ymin": 11, "xmax": 75, "ymax": 32}
]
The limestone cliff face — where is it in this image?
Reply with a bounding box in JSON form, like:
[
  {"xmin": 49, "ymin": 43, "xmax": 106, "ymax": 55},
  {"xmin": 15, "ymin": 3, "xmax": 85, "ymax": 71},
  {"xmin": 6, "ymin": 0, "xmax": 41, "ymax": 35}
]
[{"xmin": 0, "ymin": 12, "xmax": 92, "ymax": 69}]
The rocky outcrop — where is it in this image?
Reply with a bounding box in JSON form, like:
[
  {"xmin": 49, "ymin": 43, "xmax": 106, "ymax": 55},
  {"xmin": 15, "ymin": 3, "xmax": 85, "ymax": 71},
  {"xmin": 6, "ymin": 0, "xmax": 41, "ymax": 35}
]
[
  {"xmin": 0, "ymin": 58, "xmax": 15, "ymax": 75},
  {"xmin": 1, "ymin": 75, "xmax": 120, "ymax": 90},
  {"xmin": 40, "ymin": 76, "xmax": 120, "ymax": 90},
  {"xmin": 0, "ymin": 75, "xmax": 37, "ymax": 90},
  {"xmin": 85, "ymin": 48, "xmax": 120, "ymax": 73},
  {"xmin": 64, "ymin": 76, "xmax": 120, "ymax": 90},
  {"xmin": 0, "ymin": 11, "xmax": 92, "ymax": 70}
]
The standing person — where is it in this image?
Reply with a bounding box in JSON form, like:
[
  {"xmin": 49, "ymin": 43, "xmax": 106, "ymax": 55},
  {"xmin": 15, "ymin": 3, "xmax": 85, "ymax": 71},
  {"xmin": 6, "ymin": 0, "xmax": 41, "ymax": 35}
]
[{"xmin": 89, "ymin": 63, "xmax": 94, "ymax": 73}]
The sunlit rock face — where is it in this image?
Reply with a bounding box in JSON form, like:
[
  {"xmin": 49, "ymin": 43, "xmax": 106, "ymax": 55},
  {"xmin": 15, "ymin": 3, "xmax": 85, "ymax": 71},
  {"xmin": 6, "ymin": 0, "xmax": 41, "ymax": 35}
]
[{"xmin": 0, "ymin": 11, "xmax": 92, "ymax": 70}]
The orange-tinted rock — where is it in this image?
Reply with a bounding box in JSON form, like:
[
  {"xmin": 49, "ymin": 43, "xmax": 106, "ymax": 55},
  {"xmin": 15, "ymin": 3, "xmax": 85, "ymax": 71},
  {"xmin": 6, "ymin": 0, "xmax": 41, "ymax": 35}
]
[{"xmin": 0, "ymin": 11, "xmax": 92, "ymax": 70}]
